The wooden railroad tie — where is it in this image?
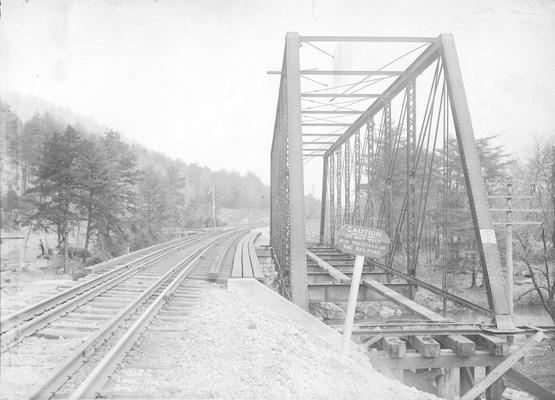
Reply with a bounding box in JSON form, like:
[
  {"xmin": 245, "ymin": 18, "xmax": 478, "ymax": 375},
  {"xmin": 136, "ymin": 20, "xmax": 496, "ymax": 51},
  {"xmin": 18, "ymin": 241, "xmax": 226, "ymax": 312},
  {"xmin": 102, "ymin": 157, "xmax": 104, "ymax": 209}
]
[
  {"xmin": 408, "ymin": 336, "xmax": 440, "ymax": 358},
  {"xmin": 382, "ymin": 337, "xmax": 406, "ymax": 358}
]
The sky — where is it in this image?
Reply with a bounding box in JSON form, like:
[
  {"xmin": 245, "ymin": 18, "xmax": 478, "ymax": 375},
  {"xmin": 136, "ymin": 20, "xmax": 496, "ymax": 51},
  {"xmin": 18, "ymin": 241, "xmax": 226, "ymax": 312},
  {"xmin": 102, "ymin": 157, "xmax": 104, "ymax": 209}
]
[{"xmin": 1, "ymin": 0, "xmax": 554, "ymax": 191}]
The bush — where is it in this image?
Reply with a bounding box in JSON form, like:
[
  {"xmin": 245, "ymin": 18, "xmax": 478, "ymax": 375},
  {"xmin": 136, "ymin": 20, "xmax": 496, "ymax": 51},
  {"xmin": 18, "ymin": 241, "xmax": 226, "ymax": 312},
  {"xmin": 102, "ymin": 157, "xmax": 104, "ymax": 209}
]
[
  {"xmin": 68, "ymin": 247, "xmax": 90, "ymax": 259},
  {"xmin": 84, "ymin": 255, "xmax": 107, "ymax": 267}
]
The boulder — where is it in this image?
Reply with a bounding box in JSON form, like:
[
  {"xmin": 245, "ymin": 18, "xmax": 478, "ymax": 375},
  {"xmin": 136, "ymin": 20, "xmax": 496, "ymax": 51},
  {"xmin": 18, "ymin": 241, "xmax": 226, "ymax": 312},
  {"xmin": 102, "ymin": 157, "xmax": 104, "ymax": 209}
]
[
  {"xmin": 356, "ymin": 302, "xmax": 380, "ymax": 318},
  {"xmin": 502, "ymin": 388, "xmax": 534, "ymax": 400},
  {"xmin": 309, "ymin": 302, "xmax": 345, "ymax": 320},
  {"xmin": 378, "ymin": 306, "xmax": 396, "ymax": 319}
]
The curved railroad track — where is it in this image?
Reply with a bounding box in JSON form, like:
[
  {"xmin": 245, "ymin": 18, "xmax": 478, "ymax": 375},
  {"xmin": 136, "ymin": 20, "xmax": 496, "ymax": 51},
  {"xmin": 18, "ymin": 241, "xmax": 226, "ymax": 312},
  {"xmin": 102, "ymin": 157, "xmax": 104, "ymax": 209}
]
[{"xmin": 0, "ymin": 228, "xmax": 248, "ymax": 400}]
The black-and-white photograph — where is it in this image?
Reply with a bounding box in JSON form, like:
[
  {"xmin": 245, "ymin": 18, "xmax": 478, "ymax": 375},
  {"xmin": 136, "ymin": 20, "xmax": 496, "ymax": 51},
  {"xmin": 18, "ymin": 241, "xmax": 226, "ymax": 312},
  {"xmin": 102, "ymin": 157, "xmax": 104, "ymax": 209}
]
[{"xmin": 0, "ymin": 1, "xmax": 554, "ymax": 399}]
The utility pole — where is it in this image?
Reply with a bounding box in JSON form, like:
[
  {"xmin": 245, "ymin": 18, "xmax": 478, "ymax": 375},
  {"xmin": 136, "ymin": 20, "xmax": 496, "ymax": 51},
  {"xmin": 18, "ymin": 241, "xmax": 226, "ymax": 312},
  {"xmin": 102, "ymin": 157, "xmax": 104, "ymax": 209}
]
[
  {"xmin": 489, "ymin": 182, "xmax": 543, "ymax": 317},
  {"xmin": 212, "ymin": 184, "xmax": 216, "ymax": 227}
]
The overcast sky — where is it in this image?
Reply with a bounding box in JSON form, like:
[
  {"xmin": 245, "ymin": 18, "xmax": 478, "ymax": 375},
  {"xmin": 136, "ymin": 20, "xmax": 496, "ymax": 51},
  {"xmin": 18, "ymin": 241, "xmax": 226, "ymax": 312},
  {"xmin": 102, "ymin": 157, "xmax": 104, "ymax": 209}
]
[{"xmin": 1, "ymin": 0, "xmax": 554, "ymax": 190}]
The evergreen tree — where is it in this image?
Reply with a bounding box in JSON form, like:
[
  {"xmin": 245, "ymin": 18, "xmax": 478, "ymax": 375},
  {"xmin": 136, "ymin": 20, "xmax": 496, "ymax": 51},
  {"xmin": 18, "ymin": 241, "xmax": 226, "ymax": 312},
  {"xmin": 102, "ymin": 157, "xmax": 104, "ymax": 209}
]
[
  {"xmin": 80, "ymin": 131, "xmax": 140, "ymax": 257},
  {"xmin": 163, "ymin": 165, "xmax": 187, "ymax": 230},
  {"xmin": 19, "ymin": 113, "xmax": 64, "ymax": 194},
  {"xmin": 133, "ymin": 166, "xmax": 167, "ymax": 247},
  {"xmin": 28, "ymin": 126, "xmax": 85, "ymax": 272}
]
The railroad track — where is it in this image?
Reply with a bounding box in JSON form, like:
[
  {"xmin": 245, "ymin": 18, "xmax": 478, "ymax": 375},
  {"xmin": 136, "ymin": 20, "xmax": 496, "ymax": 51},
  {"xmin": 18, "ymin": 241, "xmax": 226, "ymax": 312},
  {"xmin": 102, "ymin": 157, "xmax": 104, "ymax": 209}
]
[
  {"xmin": 1, "ymin": 232, "xmax": 211, "ymax": 347},
  {"xmin": 0, "ymin": 228, "xmax": 247, "ymax": 400},
  {"xmin": 230, "ymin": 230, "xmax": 264, "ymax": 280}
]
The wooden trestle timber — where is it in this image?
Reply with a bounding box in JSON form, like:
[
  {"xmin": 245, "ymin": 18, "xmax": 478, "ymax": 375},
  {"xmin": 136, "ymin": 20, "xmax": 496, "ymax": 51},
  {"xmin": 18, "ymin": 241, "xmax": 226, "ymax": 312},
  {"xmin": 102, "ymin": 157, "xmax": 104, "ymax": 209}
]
[{"xmin": 306, "ymin": 245, "xmax": 554, "ymax": 400}]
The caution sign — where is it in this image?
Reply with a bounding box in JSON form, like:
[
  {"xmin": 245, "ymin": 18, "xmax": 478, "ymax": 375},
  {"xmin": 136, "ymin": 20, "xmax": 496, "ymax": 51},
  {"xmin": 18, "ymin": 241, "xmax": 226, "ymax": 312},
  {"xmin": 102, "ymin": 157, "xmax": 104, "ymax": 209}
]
[{"xmin": 336, "ymin": 225, "xmax": 390, "ymax": 258}]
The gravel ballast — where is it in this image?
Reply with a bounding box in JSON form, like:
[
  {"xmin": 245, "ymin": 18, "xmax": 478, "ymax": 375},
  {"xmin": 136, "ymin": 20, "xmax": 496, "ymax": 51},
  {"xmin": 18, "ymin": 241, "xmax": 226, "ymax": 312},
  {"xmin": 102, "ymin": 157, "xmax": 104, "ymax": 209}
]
[{"xmin": 105, "ymin": 283, "xmax": 438, "ymax": 400}]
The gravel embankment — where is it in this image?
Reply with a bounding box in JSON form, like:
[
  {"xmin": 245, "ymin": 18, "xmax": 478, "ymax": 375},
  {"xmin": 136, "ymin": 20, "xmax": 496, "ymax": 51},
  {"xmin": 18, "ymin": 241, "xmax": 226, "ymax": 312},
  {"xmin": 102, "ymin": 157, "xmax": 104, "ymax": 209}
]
[{"xmin": 105, "ymin": 282, "xmax": 438, "ymax": 400}]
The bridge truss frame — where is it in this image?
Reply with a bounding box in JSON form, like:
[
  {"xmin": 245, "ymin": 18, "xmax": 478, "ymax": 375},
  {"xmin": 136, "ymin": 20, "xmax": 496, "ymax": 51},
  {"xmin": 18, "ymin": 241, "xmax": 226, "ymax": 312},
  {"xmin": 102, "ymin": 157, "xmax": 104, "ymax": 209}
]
[
  {"xmin": 270, "ymin": 32, "xmax": 511, "ymax": 329},
  {"xmin": 270, "ymin": 33, "xmax": 308, "ymax": 309}
]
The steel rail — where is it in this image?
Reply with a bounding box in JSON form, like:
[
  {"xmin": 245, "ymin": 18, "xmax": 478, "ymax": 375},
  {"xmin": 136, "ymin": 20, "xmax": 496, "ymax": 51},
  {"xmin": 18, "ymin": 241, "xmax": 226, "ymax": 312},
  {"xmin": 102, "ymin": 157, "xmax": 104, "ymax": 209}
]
[
  {"xmin": 67, "ymin": 231, "xmax": 233, "ymax": 400},
  {"xmin": 28, "ymin": 229, "xmax": 238, "ymax": 400},
  {"xmin": 344, "ymin": 327, "xmax": 490, "ymax": 336},
  {"xmin": 83, "ymin": 235, "xmax": 188, "ymax": 274},
  {"xmin": 332, "ymin": 324, "xmax": 555, "ymax": 337},
  {"xmin": 368, "ymin": 259, "xmax": 494, "ymax": 316},
  {"xmin": 0, "ymin": 239, "xmax": 201, "ymax": 352},
  {"xmin": 0, "ymin": 233, "xmax": 210, "ymax": 346},
  {"xmin": 208, "ymin": 230, "xmax": 248, "ymax": 281}
]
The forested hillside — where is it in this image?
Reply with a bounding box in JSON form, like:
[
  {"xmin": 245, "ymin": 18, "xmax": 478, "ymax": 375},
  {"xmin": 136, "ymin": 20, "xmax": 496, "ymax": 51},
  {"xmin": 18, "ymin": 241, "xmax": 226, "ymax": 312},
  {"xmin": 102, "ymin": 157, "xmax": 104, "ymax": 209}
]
[{"xmin": 0, "ymin": 102, "xmax": 269, "ymax": 272}]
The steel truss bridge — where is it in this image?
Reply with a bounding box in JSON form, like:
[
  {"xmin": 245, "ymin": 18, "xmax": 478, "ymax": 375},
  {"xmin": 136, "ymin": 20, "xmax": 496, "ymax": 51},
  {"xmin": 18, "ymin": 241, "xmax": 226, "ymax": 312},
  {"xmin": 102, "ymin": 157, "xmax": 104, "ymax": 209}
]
[{"xmin": 270, "ymin": 33, "xmax": 554, "ymax": 399}]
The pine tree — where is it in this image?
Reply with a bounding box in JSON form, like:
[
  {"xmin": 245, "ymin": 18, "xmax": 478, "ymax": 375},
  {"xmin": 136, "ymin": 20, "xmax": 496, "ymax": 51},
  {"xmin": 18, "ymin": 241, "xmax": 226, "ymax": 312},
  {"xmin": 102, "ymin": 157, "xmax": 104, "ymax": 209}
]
[
  {"xmin": 80, "ymin": 131, "xmax": 140, "ymax": 258},
  {"xmin": 133, "ymin": 166, "xmax": 167, "ymax": 247},
  {"xmin": 29, "ymin": 126, "xmax": 85, "ymax": 273}
]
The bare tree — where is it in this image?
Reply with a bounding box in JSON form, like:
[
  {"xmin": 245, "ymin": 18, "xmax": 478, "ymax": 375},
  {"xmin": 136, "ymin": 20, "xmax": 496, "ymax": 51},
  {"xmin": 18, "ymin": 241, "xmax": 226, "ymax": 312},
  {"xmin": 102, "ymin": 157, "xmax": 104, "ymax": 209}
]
[{"xmin": 514, "ymin": 137, "xmax": 555, "ymax": 322}]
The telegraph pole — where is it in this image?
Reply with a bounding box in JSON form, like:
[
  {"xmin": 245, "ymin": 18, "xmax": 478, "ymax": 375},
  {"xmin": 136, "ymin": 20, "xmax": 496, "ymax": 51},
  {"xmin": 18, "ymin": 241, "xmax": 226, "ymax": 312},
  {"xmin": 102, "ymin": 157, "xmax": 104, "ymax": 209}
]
[
  {"xmin": 212, "ymin": 184, "xmax": 216, "ymax": 227},
  {"xmin": 489, "ymin": 182, "xmax": 542, "ymax": 317}
]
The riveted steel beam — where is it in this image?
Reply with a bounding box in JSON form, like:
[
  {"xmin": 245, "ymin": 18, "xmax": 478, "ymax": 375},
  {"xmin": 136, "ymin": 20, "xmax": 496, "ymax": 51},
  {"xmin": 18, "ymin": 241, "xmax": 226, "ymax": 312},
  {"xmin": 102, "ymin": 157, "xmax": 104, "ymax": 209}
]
[
  {"xmin": 300, "ymin": 36, "xmax": 440, "ymax": 43},
  {"xmin": 301, "ymin": 93, "xmax": 380, "ymax": 98},
  {"xmin": 353, "ymin": 131, "xmax": 361, "ymax": 224},
  {"xmin": 344, "ymin": 140, "xmax": 351, "ymax": 223},
  {"xmin": 383, "ymin": 102, "xmax": 393, "ymax": 242},
  {"xmin": 303, "ymin": 133, "xmax": 343, "ymax": 136},
  {"xmin": 320, "ymin": 156, "xmax": 329, "ymax": 243},
  {"xmin": 286, "ymin": 32, "xmax": 308, "ymax": 310},
  {"xmin": 302, "ymin": 123, "xmax": 353, "ymax": 126},
  {"xmin": 268, "ymin": 70, "xmax": 403, "ymax": 75},
  {"xmin": 363, "ymin": 118, "xmax": 375, "ymax": 226},
  {"xmin": 406, "ymin": 81, "xmax": 417, "ymax": 299},
  {"xmin": 336, "ymin": 149, "xmax": 343, "ymax": 229},
  {"xmin": 329, "ymin": 153, "xmax": 336, "ymax": 244},
  {"xmin": 440, "ymin": 33, "xmax": 511, "ymax": 326},
  {"xmin": 302, "ymin": 110, "xmax": 364, "ymax": 115}
]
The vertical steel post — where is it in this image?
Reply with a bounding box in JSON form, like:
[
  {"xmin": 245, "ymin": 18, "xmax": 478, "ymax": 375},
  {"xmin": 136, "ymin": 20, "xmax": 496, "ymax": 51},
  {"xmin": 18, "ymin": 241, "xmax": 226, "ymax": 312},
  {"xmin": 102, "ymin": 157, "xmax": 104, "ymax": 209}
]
[
  {"xmin": 384, "ymin": 103, "xmax": 393, "ymax": 258},
  {"xmin": 270, "ymin": 51, "xmax": 288, "ymax": 297},
  {"xmin": 353, "ymin": 131, "xmax": 361, "ymax": 224},
  {"xmin": 364, "ymin": 119, "xmax": 375, "ymax": 226},
  {"xmin": 285, "ymin": 32, "xmax": 308, "ymax": 310},
  {"xmin": 319, "ymin": 156, "xmax": 329, "ymax": 243},
  {"xmin": 329, "ymin": 153, "xmax": 336, "ymax": 244},
  {"xmin": 384, "ymin": 103, "xmax": 393, "ymax": 282},
  {"xmin": 337, "ymin": 149, "xmax": 343, "ymax": 229},
  {"xmin": 344, "ymin": 140, "xmax": 351, "ymax": 223},
  {"xmin": 505, "ymin": 176, "xmax": 513, "ymax": 315},
  {"xmin": 406, "ymin": 81, "xmax": 417, "ymax": 299},
  {"xmin": 440, "ymin": 33, "xmax": 511, "ymax": 325},
  {"xmin": 442, "ymin": 86, "xmax": 450, "ymax": 316}
]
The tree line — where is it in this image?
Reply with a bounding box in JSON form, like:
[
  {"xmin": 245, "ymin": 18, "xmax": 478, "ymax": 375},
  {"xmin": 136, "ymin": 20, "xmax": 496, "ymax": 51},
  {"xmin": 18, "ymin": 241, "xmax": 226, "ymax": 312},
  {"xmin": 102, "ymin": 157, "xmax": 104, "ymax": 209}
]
[
  {"xmin": 359, "ymin": 131, "xmax": 554, "ymax": 319},
  {"xmin": 0, "ymin": 104, "xmax": 269, "ymax": 272}
]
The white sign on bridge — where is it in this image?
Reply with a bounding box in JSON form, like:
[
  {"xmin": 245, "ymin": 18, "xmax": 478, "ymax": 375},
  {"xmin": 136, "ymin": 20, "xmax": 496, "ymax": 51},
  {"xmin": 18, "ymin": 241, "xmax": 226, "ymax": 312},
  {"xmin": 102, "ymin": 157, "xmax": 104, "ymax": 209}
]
[
  {"xmin": 335, "ymin": 225, "xmax": 390, "ymax": 357},
  {"xmin": 336, "ymin": 225, "xmax": 390, "ymax": 258}
]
